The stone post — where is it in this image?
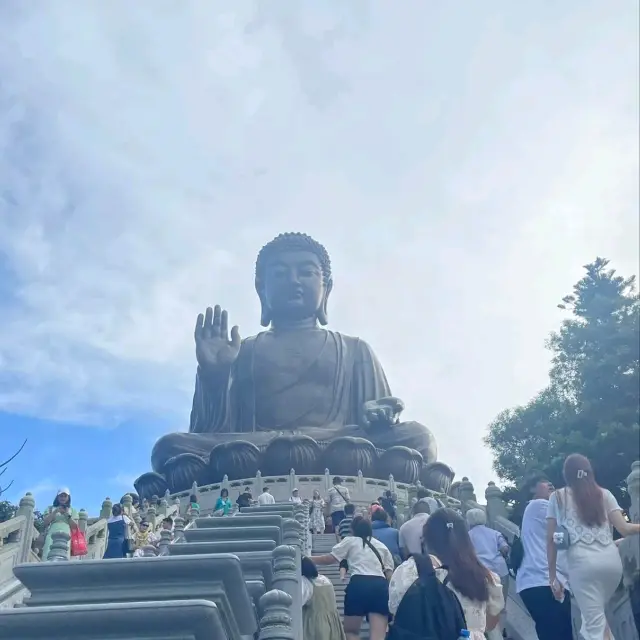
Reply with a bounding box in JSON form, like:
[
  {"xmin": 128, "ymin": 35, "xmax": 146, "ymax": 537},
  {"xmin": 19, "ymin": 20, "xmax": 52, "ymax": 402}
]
[
  {"xmin": 293, "ymin": 505, "xmax": 311, "ymax": 556},
  {"xmin": 258, "ymin": 589, "xmax": 295, "ymax": 640},
  {"xmin": 356, "ymin": 470, "xmax": 364, "ymax": 494},
  {"xmin": 172, "ymin": 496, "xmax": 180, "ymax": 514},
  {"xmin": 221, "ymin": 474, "xmax": 230, "ymax": 498},
  {"xmin": 173, "ymin": 516, "xmax": 185, "ymax": 540},
  {"xmin": 271, "ymin": 546, "xmax": 301, "ymax": 640},
  {"xmin": 146, "ymin": 504, "xmax": 157, "ymax": 530},
  {"xmin": 288, "ymin": 468, "xmax": 297, "ymax": 495},
  {"xmin": 158, "ymin": 529, "xmax": 172, "ymax": 556},
  {"xmin": 78, "ymin": 509, "xmax": 88, "ymax": 533},
  {"xmin": 100, "ymin": 497, "xmax": 113, "ymax": 520},
  {"xmin": 121, "ymin": 493, "xmax": 133, "ymax": 516},
  {"xmin": 324, "ymin": 468, "xmax": 331, "ymax": 492},
  {"xmin": 47, "ymin": 530, "xmax": 70, "ymax": 561},
  {"xmin": 16, "ymin": 492, "xmax": 36, "ymax": 564},
  {"xmin": 627, "ymin": 461, "xmax": 640, "ymax": 524},
  {"xmin": 458, "ymin": 477, "xmax": 476, "ymax": 511},
  {"xmin": 158, "ymin": 498, "xmax": 168, "ymax": 517},
  {"xmin": 485, "ymin": 482, "xmax": 508, "ymax": 527}
]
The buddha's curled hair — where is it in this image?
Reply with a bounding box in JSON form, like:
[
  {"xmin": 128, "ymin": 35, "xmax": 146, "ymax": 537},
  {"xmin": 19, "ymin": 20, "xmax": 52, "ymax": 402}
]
[{"xmin": 255, "ymin": 232, "xmax": 332, "ymax": 287}]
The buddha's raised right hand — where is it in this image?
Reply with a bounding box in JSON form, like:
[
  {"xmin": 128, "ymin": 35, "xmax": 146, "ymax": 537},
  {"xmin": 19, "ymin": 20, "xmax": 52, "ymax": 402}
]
[{"xmin": 194, "ymin": 305, "xmax": 241, "ymax": 372}]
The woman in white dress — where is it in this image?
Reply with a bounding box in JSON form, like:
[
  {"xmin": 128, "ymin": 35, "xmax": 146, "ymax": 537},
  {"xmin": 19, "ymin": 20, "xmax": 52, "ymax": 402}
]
[
  {"xmin": 547, "ymin": 454, "xmax": 640, "ymax": 640},
  {"xmin": 310, "ymin": 490, "xmax": 326, "ymax": 534},
  {"xmin": 389, "ymin": 508, "xmax": 504, "ymax": 640}
]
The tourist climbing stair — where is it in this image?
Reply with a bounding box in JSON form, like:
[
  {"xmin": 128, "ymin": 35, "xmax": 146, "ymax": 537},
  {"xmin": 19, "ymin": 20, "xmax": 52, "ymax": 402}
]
[{"xmin": 312, "ymin": 533, "xmax": 370, "ymax": 639}]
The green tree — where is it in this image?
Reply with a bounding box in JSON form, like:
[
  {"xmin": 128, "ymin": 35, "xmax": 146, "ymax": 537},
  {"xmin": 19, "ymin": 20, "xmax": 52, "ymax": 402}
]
[
  {"xmin": 486, "ymin": 258, "xmax": 640, "ymax": 507},
  {"xmin": 0, "ymin": 500, "xmax": 17, "ymax": 522}
]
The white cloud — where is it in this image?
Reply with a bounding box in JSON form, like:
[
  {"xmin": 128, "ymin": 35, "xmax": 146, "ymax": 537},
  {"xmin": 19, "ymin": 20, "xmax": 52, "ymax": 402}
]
[
  {"xmin": 111, "ymin": 473, "xmax": 139, "ymax": 490},
  {"xmin": 0, "ymin": 2, "xmax": 638, "ymax": 491},
  {"xmin": 18, "ymin": 479, "xmax": 57, "ymax": 505}
]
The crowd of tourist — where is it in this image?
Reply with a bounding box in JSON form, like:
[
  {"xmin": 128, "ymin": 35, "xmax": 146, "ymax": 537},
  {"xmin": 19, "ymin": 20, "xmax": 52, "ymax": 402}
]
[
  {"xmin": 296, "ymin": 454, "xmax": 639, "ymax": 640},
  {"xmin": 34, "ymin": 451, "xmax": 638, "ymax": 639}
]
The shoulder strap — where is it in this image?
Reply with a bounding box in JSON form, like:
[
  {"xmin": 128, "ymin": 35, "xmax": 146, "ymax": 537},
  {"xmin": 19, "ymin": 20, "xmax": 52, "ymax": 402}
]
[
  {"xmin": 364, "ymin": 539, "xmax": 386, "ymax": 574},
  {"xmin": 334, "ymin": 487, "xmax": 348, "ymax": 502}
]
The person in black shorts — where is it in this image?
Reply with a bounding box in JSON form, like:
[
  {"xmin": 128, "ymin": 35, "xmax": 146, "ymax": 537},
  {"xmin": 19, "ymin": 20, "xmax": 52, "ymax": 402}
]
[{"xmin": 312, "ymin": 515, "xmax": 394, "ymax": 640}]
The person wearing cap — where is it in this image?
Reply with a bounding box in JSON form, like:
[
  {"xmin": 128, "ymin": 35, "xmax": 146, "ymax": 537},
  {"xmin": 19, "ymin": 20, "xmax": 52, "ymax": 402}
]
[
  {"xmin": 41, "ymin": 487, "xmax": 79, "ymax": 561},
  {"xmin": 290, "ymin": 488, "xmax": 303, "ymax": 504},
  {"xmin": 516, "ymin": 471, "xmax": 572, "ymax": 640}
]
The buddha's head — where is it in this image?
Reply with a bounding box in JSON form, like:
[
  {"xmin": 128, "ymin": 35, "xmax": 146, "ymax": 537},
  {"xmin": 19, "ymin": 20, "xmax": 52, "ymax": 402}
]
[{"xmin": 255, "ymin": 232, "xmax": 333, "ymax": 327}]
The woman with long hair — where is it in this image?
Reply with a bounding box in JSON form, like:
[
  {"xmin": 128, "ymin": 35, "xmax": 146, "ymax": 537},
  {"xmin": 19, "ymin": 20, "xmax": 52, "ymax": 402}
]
[
  {"xmin": 301, "ymin": 556, "xmax": 346, "ymax": 640},
  {"xmin": 312, "ymin": 515, "xmax": 394, "ymax": 640},
  {"xmin": 547, "ymin": 454, "xmax": 640, "ymax": 639},
  {"xmin": 389, "ymin": 508, "xmax": 504, "ymax": 640}
]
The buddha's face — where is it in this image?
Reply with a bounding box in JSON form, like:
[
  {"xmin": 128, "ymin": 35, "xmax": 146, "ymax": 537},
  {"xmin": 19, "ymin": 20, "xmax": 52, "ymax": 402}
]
[{"xmin": 262, "ymin": 250, "xmax": 325, "ymax": 321}]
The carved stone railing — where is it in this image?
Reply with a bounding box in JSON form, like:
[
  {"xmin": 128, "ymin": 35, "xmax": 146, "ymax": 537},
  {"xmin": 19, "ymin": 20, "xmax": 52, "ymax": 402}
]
[
  {"xmin": 460, "ymin": 461, "xmax": 640, "ymax": 640},
  {"xmin": 169, "ymin": 468, "xmax": 461, "ymax": 530},
  {"xmin": 0, "ymin": 493, "xmax": 110, "ymax": 609}
]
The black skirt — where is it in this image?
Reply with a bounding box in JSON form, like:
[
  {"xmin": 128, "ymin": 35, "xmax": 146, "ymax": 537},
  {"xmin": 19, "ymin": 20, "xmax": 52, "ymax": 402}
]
[{"xmin": 344, "ymin": 575, "xmax": 389, "ymax": 617}]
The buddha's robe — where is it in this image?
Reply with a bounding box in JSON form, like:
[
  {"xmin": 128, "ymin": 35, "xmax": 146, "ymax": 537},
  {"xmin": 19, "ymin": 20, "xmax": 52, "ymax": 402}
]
[{"xmin": 151, "ymin": 328, "xmax": 435, "ymax": 473}]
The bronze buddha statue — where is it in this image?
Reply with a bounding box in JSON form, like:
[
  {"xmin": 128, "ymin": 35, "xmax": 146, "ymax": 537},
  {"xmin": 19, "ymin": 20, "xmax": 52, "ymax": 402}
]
[{"xmin": 134, "ymin": 233, "xmax": 454, "ymax": 498}]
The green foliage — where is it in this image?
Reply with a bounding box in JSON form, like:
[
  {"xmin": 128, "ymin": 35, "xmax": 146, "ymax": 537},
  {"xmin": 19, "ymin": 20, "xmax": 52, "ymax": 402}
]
[
  {"xmin": 0, "ymin": 500, "xmax": 45, "ymax": 533},
  {"xmin": 486, "ymin": 258, "xmax": 640, "ymax": 508},
  {"xmin": 0, "ymin": 500, "xmax": 17, "ymax": 522}
]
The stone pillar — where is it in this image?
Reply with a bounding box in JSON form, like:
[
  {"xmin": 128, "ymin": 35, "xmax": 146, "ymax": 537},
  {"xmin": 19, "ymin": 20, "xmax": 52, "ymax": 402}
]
[
  {"xmin": 485, "ymin": 482, "xmax": 508, "ymax": 527},
  {"xmin": 16, "ymin": 492, "xmax": 36, "ymax": 564},
  {"xmin": 620, "ymin": 460, "xmax": 640, "ymax": 635},
  {"xmin": 146, "ymin": 504, "xmax": 157, "ymax": 530},
  {"xmin": 324, "ymin": 468, "xmax": 331, "ymax": 493},
  {"xmin": 458, "ymin": 477, "xmax": 476, "ymax": 511},
  {"xmin": 47, "ymin": 530, "xmax": 70, "ymax": 561},
  {"xmin": 100, "ymin": 497, "xmax": 113, "ymax": 520},
  {"xmin": 158, "ymin": 498, "xmax": 168, "ymax": 517},
  {"xmin": 121, "ymin": 493, "xmax": 133, "ymax": 516},
  {"xmin": 258, "ymin": 589, "xmax": 295, "ymax": 640},
  {"xmin": 288, "ymin": 468, "xmax": 297, "ymax": 495},
  {"xmin": 158, "ymin": 529, "xmax": 172, "ymax": 556},
  {"xmin": 271, "ymin": 546, "xmax": 301, "ymax": 640},
  {"xmin": 78, "ymin": 510, "xmax": 88, "ymax": 533},
  {"xmin": 627, "ymin": 461, "xmax": 640, "ymax": 524},
  {"xmin": 173, "ymin": 516, "xmax": 185, "ymax": 541}
]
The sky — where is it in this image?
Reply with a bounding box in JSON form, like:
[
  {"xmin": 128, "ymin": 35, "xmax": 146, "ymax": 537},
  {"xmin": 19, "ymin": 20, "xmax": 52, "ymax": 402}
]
[{"xmin": 0, "ymin": 2, "xmax": 638, "ymax": 515}]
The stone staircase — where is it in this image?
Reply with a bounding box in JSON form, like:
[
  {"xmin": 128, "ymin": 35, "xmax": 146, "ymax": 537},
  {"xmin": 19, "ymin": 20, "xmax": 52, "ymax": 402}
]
[
  {"xmin": 0, "ymin": 501, "xmax": 311, "ymax": 639},
  {"xmin": 312, "ymin": 533, "xmax": 370, "ymax": 639}
]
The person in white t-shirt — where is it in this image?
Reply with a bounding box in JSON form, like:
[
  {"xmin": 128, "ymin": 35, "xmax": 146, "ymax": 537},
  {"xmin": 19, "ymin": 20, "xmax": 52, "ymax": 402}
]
[
  {"xmin": 547, "ymin": 454, "xmax": 640, "ymax": 640},
  {"xmin": 312, "ymin": 515, "xmax": 394, "ymax": 640},
  {"xmin": 257, "ymin": 487, "xmax": 275, "ymax": 505},
  {"xmin": 327, "ymin": 476, "xmax": 351, "ymax": 541},
  {"xmin": 516, "ymin": 472, "xmax": 572, "ymax": 640}
]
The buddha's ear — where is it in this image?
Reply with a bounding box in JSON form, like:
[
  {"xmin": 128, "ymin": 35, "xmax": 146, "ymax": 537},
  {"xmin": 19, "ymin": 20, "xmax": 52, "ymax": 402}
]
[
  {"xmin": 317, "ymin": 277, "xmax": 333, "ymax": 326},
  {"xmin": 255, "ymin": 279, "xmax": 272, "ymax": 327},
  {"xmin": 259, "ymin": 295, "xmax": 272, "ymax": 327}
]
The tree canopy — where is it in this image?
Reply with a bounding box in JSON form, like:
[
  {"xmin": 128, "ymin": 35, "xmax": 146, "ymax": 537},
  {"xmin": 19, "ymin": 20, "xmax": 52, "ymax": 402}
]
[{"xmin": 486, "ymin": 258, "xmax": 640, "ymax": 508}]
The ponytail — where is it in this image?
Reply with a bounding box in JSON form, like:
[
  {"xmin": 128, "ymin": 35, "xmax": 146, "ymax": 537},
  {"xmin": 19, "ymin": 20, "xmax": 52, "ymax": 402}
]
[{"xmin": 351, "ymin": 515, "xmax": 373, "ymax": 548}]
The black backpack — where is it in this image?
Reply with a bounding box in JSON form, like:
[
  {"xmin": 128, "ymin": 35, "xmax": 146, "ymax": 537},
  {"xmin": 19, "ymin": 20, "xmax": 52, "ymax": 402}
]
[
  {"xmin": 387, "ymin": 554, "xmax": 467, "ymax": 640},
  {"xmin": 508, "ymin": 535, "xmax": 524, "ymax": 577}
]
